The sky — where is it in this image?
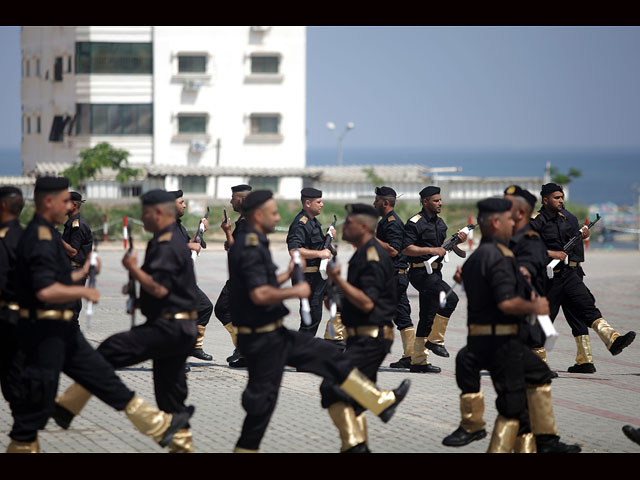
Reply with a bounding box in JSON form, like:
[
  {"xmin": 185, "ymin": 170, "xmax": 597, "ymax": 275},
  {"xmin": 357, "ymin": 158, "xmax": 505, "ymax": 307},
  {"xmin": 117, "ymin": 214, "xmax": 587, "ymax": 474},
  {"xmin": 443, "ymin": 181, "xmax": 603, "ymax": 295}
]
[{"xmin": 2, "ymin": 25, "xmax": 640, "ymax": 160}]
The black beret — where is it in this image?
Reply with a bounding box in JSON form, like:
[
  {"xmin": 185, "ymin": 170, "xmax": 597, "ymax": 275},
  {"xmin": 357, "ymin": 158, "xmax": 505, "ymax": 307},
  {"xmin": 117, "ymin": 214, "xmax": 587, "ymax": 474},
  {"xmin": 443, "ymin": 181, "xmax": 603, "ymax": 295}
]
[
  {"xmin": 375, "ymin": 186, "xmax": 397, "ymax": 198},
  {"xmin": 35, "ymin": 176, "xmax": 69, "ymax": 193},
  {"xmin": 301, "ymin": 187, "xmax": 322, "ymax": 199},
  {"xmin": 70, "ymin": 191, "xmax": 85, "ymax": 203},
  {"xmin": 0, "ymin": 186, "xmax": 23, "ymax": 199},
  {"xmin": 540, "ymin": 183, "xmax": 563, "ymax": 197},
  {"xmin": 477, "ymin": 197, "xmax": 512, "ymax": 215},
  {"xmin": 504, "ymin": 185, "xmax": 536, "ymax": 210},
  {"xmin": 231, "ymin": 184, "xmax": 252, "ymax": 193},
  {"xmin": 346, "ymin": 203, "xmax": 379, "ymax": 219},
  {"xmin": 169, "ymin": 190, "xmax": 183, "ymax": 199},
  {"xmin": 242, "ymin": 190, "xmax": 273, "ymax": 212},
  {"xmin": 419, "ymin": 186, "xmax": 440, "ymax": 198},
  {"xmin": 141, "ymin": 189, "xmax": 176, "ymax": 206}
]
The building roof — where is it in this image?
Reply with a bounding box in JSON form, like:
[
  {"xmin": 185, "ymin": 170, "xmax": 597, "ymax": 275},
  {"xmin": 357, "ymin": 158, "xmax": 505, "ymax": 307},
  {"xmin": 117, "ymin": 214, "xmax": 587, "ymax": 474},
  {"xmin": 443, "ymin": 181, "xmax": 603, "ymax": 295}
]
[{"xmin": 314, "ymin": 164, "xmax": 434, "ymax": 183}]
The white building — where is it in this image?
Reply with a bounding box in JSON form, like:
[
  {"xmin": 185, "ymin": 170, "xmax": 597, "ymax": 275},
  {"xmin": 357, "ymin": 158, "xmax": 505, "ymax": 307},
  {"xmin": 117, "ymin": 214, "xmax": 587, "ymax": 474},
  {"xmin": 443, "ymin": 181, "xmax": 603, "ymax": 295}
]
[{"xmin": 20, "ymin": 25, "xmax": 306, "ymax": 200}]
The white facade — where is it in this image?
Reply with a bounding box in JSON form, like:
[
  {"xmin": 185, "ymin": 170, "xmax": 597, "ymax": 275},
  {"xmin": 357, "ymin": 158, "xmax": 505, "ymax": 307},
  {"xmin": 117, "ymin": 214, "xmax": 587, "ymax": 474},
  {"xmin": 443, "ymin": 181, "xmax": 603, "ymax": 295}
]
[{"xmin": 20, "ymin": 26, "xmax": 306, "ymax": 199}]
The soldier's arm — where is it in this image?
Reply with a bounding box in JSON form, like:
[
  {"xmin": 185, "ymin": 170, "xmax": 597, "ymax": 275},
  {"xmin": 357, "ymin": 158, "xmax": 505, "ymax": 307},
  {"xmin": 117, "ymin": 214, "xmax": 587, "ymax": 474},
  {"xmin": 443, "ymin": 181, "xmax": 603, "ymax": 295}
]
[
  {"xmin": 62, "ymin": 239, "xmax": 78, "ymax": 258},
  {"xmin": 375, "ymin": 237, "xmax": 398, "ymax": 257},
  {"xmin": 122, "ymin": 250, "xmax": 169, "ymax": 299},
  {"xmin": 36, "ymin": 283, "xmax": 99, "ymax": 304}
]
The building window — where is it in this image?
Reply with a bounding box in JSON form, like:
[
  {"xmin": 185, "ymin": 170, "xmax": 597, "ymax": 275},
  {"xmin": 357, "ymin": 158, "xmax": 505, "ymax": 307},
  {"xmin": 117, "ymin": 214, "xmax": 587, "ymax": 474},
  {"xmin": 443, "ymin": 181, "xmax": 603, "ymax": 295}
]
[
  {"xmin": 26, "ymin": 117, "xmax": 31, "ymax": 134},
  {"xmin": 67, "ymin": 55, "xmax": 72, "ymax": 73},
  {"xmin": 54, "ymin": 57, "xmax": 63, "ymax": 81},
  {"xmin": 250, "ymin": 114, "xmax": 280, "ymax": 134},
  {"xmin": 121, "ymin": 184, "xmax": 142, "ymax": 197},
  {"xmin": 178, "ymin": 114, "xmax": 207, "ymax": 134},
  {"xmin": 251, "ymin": 55, "xmax": 279, "ymax": 74},
  {"xmin": 24, "ymin": 59, "xmax": 30, "ymax": 77},
  {"xmin": 49, "ymin": 115, "xmax": 70, "ymax": 142},
  {"xmin": 181, "ymin": 176, "xmax": 207, "ymax": 194},
  {"xmin": 76, "ymin": 103, "xmax": 153, "ymax": 135},
  {"xmin": 178, "ymin": 55, "xmax": 207, "ymax": 73},
  {"xmin": 36, "ymin": 59, "xmax": 41, "ymax": 77},
  {"xmin": 248, "ymin": 176, "xmax": 279, "ymax": 192},
  {"xmin": 75, "ymin": 42, "xmax": 153, "ymax": 74},
  {"xmin": 36, "ymin": 116, "xmax": 41, "ymax": 134}
]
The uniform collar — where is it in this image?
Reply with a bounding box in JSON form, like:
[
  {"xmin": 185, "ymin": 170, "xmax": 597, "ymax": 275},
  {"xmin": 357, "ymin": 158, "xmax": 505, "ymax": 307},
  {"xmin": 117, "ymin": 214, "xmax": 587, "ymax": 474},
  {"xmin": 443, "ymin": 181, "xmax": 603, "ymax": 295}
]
[
  {"xmin": 422, "ymin": 209, "xmax": 438, "ymax": 222},
  {"xmin": 155, "ymin": 221, "xmax": 177, "ymax": 238},
  {"xmin": 382, "ymin": 209, "xmax": 395, "ymax": 221}
]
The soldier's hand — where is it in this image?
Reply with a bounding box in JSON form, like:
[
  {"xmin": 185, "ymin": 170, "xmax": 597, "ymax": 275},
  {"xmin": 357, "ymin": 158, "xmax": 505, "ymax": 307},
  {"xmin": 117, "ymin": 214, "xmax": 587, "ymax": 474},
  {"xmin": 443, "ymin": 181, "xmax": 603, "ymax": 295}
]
[
  {"xmin": 457, "ymin": 231, "xmax": 468, "ymax": 242},
  {"xmin": 520, "ymin": 266, "xmax": 531, "ymax": 284},
  {"xmin": 201, "ymin": 218, "xmax": 210, "ymax": 232},
  {"xmin": 85, "ymin": 287, "xmax": 100, "ymax": 303},
  {"xmin": 189, "ymin": 242, "xmax": 202, "ymax": 254},
  {"xmin": 82, "ymin": 255, "xmax": 101, "ymax": 276},
  {"xmin": 549, "ymin": 250, "xmax": 567, "ymax": 261},
  {"xmin": 318, "ymin": 249, "xmax": 332, "ymax": 260},
  {"xmin": 328, "ymin": 226, "xmax": 337, "ymax": 238},
  {"xmin": 581, "ymin": 226, "xmax": 590, "ymax": 240},
  {"xmin": 294, "ymin": 281, "xmax": 311, "ymax": 299},
  {"xmin": 533, "ymin": 296, "xmax": 549, "ymax": 316},
  {"xmin": 221, "ymin": 218, "xmax": 231, "ymax": 233},
  {"xmin": 434, "ymin": 247, "xmax": 447, "ymax": 258},
  {"xmin": 122, "ymin": 250, "xmax": 138, "ymax": 271},
  {"xmin": 327, "ymin": 262, "xmax": 341, "ymax": 281},
  {"xmin": 453, "ymin": 266, "xmax": 463, "ymax": 285}
]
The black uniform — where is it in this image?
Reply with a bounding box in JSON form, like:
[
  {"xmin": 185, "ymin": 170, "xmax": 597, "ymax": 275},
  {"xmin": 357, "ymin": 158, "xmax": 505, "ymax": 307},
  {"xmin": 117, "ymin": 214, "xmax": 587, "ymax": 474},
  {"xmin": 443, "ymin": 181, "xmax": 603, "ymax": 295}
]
[
  {"xmin": 286, "ymin": 209, "xmax": 328, "ymax": 336},
  {"xmin": 61, "ymin": 212, "xmax": 93, "ymax": 325},
  {"xmin": 376, "ymin": 210, "xmax": 412, "ymax": 331},
  {"xmin": 95, "ymin": 221, "xmax": 199, "ymax": 416},
  {"xmin": 9, "ymin": 214, "xmax": 136, "ymax": 443},
  {"xmin": 214, "ymin": 216, "xmax": 247, "ymax": 328},
  {"xmin": 0, "ymin": 218, "xmax": 25, "ymax": 413},
  {"xmin": 229, "ymin": 223, "xmax": 355, "ymax": 451}
]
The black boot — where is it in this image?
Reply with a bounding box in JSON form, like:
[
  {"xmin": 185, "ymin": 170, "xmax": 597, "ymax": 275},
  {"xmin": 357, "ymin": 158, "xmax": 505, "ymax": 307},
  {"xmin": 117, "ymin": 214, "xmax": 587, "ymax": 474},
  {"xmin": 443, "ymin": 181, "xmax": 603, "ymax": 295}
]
[
  {"xmin": 409, "ymin": 363, "xmax": 441, "ymax": 374},
  {"xmin": 389, "ymin": 357, "xmax": 411, "ymax": 369},
  {"xmin": 425, "ymin": 340, "xmax": 450, "ymax": 358},
  {"xmin": 229, "ymin": 355, "xmax": 248, "ymax": 368},
  {"xmin": 536, "ymin": 434, "xmax": 581, "ymax": 453},
  {"xmin": 52, "ymin": 403, "xmax": 75, "ymax": 430},
  {"xmin": 622, "ymin": 425, "xmax": 640, "ymax": 446},
  {"xmin": 379, "ymin": 379, "xmax": 411, "ymax": 423},
  {"xmin": 442, "ymin": 426, "xmax": 487, "ymax": 447},
  {"xmin": 192, "ymin": 349, "xmax": 213, "ymax": 361},
  {"xmin": 226, "ymin": 348, "xmax": 241, "ymax": 363},
  {"xmin": 342, "ymin": 442, "xmax": 371, "ymax": 453},
  {"xmin": 610, "ymin": 331, "xmax": 636, "ymax": 356},
  {"xmin": 567, "ymin": 363, "xmax": 596, "ymax": 373},
  {"xmin": 158, "ymin": 405, "xmax": 195, "ymax": 447}
]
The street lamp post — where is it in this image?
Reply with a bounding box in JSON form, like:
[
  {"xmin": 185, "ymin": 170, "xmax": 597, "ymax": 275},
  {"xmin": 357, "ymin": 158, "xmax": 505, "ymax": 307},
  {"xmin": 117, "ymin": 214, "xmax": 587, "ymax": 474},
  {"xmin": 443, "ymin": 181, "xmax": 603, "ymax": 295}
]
[{"xmin": 327, "ymin": 121, "xmax": 355, "ymax": 167}]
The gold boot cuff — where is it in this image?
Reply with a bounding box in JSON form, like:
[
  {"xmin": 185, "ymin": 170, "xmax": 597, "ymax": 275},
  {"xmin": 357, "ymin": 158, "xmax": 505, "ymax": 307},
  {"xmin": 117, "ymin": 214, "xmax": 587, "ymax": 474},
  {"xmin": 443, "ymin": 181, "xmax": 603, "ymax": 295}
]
[
  {"xmin": 324, "ymin": 312, "xmax": 346, "ymax": 341},
  {"xmin": 591, "ymin": 318, "xmax": 620, "ymax": 350},
  {"xmin": 460, "ymin": 392, "xmax": 486, "ymax": 433},
  {"xmin": 234, "ymin": 447, "xmax": 259, "ymax": 453},
  {"xmin": 6, "ymin": 439, "xmax": 40, "ymax": 453},
  {"xmin": 532, "ymin": 347, "xmax": 547, "ymax": 363},
  {"xmin": 125, "ymin": 396, "xmax": 172, "ymax": 442},
  {"xmin": 410, "ymin": 337, "xmax": 429, "ymax": 365},
  {"xmin": 168, "ymin": 429, "xmax": 194, "ymax": 453},
  {"xmin": 526, "ymin": 384, "xmax": 558, "ymax": 436},
  {"xmin": 56, "ymin": 382, "xmax": 92, "ymax": 416},
  {"xmin": 487, "ymin": 415, "xmax": 519, "ymax": 453},
  {"xmin": 195, "ymin": 325, "xmax": 206, "ymax": 350},
  {"xmin": 400, "ymin": 327, "xmax": 415, "ymax": 358},
  {"xmin": 356, "ymin": 413, "xmax": 368, "ymax": 446},
  {"xmin": 574, "ymin": 335, "xmax": 594, "ymax": 364},
  {"xmin": 514, "ymin": 433, "xmax": 537, "ymax": 453},
  {"xmin": 427, "ymin": 314, "xmax": 449, "ymax": 345},
  {"xmin": 339, "ymin": 369, "xmax": 395, "ymax": 416},
  {"xmin": 328, "ymin": 402, "xmax": 367, "ymax": 451},
  {"xmin": 224, "ymin": 323, "xmax": 238, "ymax": 347}
]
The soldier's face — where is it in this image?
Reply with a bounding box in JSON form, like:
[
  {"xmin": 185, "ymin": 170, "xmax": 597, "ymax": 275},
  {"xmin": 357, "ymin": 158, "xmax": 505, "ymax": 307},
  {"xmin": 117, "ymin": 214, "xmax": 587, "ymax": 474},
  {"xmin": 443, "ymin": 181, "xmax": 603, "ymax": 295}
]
[
  {"xmin": 543, "ymin": 192, "xmax": 564, "ymax": 213},
  {"xmin": 53, "ymin": 191, "xmax": 72, "ymax": 224},
  {"xmin": 496, "ymin": 211, "xmax": 515, "ymax": 242},
  {"xmin": 230, "ymin": 193, "xmax": 245, "ymax": 213},
  {"xmin": 373, "ymin": 196, "xmax": 386, "ymax": 215},
  {"xmin": 305, "ymin": 198, "xmax": 323, "ymax": 216},
  {"xmin": 258, "ymin": 199, "xmax": 280, "ymax": 233},
  {"xmin": 341, "ymin": 214, "xmax": 364, "ymax": 243},
  {"xmin": 423, "ymin": 194, "xmax": 442, "ymax": 214},
  {"xmin": 175, "ymin": 197, "xmax": 186, "ymax": 217},
  {"xmin": 141, "ymin": 205, "xmax": 159, "ymax": 233}
]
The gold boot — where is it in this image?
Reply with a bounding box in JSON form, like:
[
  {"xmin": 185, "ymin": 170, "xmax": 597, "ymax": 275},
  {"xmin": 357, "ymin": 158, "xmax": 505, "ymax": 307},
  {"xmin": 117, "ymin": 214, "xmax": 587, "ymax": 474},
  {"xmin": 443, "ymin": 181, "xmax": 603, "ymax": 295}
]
[
  {"xmin": 56, "ymin": 382, "xmax": 92, "ymax": 417},
  {"xmin": 195, "ymin": 325, "xmax": 206, "ymax": 351},
  {"xmin": 339, "ymin": 369, "xmax": 410, "ymax": 422},
  {"xmin": 324, "ymin": 312, "xmax": 347, "ymax": 342},
  {"xmin": 514, "ymin": 433, "xmax": 537, "ymax": 453},
  {"xmin": 399, "ymin": 327, "xmax": 415, "ymax": 360},
  {"xmin": 168, "ymin": 429, "xmax": 194, "ymax": 453},
  {"xmin": 526, "ymin": 384, "xmax": 558, "ymax": 436},
  {"xmin": 125, "ymin": 395, "xmax": 185, "ymax": 447},
  {"xmin": 460, "ymin": 391, "xmax": 486, "ymax": 434},
  {"xmin": 410, "ymin": 337, "xmax": 429, "ymax": 365},
  {"xmin": 6, "ymin": 439, "xmax": 39, "ymax": 453},
  {"xmin": 355, "ymin": 412, "xmax": 368, "ymax": 447},
  {"xmin": 234, "ymin": 447, "xmax": 259, "ymax": 453},
  {"xmin": 224, "ymin": 322, "xmax": 238, "ymax": 348},
  {"xmin": 487, "ymin": 415, "xmax": 519, "ymax": 453},
  {"xmin": 590, "ymin": 318, "xmax": 634, "ymax": 356},
  {"xmin": 328, "ymin": 402, "xmax": 367, "ymax": 452},
  {"xmin": 532, "ymin": 347, "xmax": 547, "ymax": 363},
  {"xmin": 426, "ymin": 314, "xmax": 449, "ymax": 346}
]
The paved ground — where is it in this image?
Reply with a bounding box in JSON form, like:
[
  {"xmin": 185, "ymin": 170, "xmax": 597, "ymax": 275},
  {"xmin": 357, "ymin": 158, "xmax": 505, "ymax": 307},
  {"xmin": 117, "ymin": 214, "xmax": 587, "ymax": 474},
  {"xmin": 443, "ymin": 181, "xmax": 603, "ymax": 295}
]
[{"xmin": 1, "ymin": 238, "xmax": 639, "ymax": 454}]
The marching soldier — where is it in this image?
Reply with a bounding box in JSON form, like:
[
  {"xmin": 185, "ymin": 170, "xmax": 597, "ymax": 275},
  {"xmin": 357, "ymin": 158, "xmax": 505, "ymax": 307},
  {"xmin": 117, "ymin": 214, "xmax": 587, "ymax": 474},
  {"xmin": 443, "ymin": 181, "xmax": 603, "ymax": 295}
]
[
  {"xmin": 530, "ymin": 183, "xmax": 635, "ymax": 373},
  {"xmin": 401, "ymin": 186, "xmax": 466, "ymax": 373},
  {"xmin": 61, "ymin": 191, "xmax": 93, "ymax": 327},
  {"xmin": 450, "ymin": 197, "xmax": 580, "ymax": 453},
  {"xmin": 322, "ymin": 203, "xmax": 409, "ymax": 453},
  {"xmin": 9, "ymin": 179, "xmax": 191, "ymax": 453},
  {"xmin": 372, "ymin": 186, "xmax": 415, "ymax": 369},
  {"xmin": 228, "ymin": 190, "xmax": 409, "ymax": 453},
  {"xmin": 215, "ymin": 184, "xmax": 252, "ymax": 368},
  {"xmin": 170, "ymin": 189, "xmax": 214, "ymax": 363}
]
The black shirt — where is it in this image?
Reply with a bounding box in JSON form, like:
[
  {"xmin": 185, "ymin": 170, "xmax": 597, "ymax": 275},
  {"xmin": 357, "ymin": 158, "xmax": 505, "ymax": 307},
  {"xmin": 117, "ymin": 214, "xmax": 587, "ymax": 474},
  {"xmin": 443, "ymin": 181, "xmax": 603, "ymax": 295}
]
[
  {"xmin": 139, "ymin": 222, "xmax": 199, "ymax": 319},
  {"xmin": 529, "ymin": 207, "xmax": 584, "ymax": 263},
  {"xmin": 228, "ymin": 224, "xmax": 289, "ymax": 328},
  {"xmin": 224, "ymin": 216, "xmax": 247, "ymax": 251},
  {"xmin": 175, "ymin": 218, "xmax": 192, "ymax": 244},
  {"xmin": 286, "ymin": 210, "xmax": 326, "ymax": 268},
  {"xmin": 376, "ymin": 210, "xmax": 408, "ymax": 270},
  {"xmin": 0, "ymin": 218, "xmax": 24, "ymax": 303},
  {"xmin": 62, "ymin": 213, "xmax": 93, "ymax": 266},
  {"xmin": 509, "ymin": 224, "xmax": 548, "ymax": 296},
  {"xmin": 461, "ymin": 236, "xmax": 529, "ymax": 327},
  {"xmin": 341, "ymin": 237, "xmax": 397, "ymax": 328},
  {"xmin": 402, "ymin": 209, "xmax": 448, "ymax": 264}
]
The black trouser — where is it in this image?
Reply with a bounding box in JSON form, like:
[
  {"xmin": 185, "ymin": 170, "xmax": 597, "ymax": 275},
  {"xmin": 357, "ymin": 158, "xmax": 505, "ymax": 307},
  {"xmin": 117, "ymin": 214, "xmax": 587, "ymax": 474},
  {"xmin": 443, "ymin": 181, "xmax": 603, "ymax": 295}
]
[
  {"xmin": 298, "ymin": 272, "xmax": 327, "ymax": 336},
  {"xmin": 393, "ymin": 272, "xmax": 413, "ymax": 331},
  {"xmin": 408, "ymin": 267, "xmax": 458, "ymax": 338},
  {"xmin": 547, "ymin": 267, "xmax": 601, "ymax": 337},
  {"xmin": 235, "ymin": 327, "xmax": 354, "ymax": 450},
  {"xmin": 0, "ymin": 309, "xmax": 26, "ymax": 413},
  {"xmin": 10, "ymin": 318, "xmax": 135, "ymax": 442},
  {"xmin": 195, "ymin": 286, "xmax": 213, "ymax": 328},
  {"xmin": 214, "ymin": 281, "xmax": 232, "ymax": 326},
  {"xmin": 320, "ymin": 328, "xmax": 393, "ymax": 412},
  {"xmin": 70, "ymin": 265, "xmax": 85, "ymax": 327},
  {"xmin": 560, "ymin": 267, "xmax": 590, "ymax": 337},
  {"xmin": 96, "ymin": 317, "xmax": 197, "ymax": 416}
]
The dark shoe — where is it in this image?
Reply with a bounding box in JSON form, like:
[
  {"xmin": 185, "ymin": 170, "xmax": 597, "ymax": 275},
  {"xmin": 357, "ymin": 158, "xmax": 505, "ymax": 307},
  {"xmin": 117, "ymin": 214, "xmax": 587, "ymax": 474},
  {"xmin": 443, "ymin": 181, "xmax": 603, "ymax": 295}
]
[
  {"xmin": 610, "ymin": 331, "xmax": 636, "ymax": 356},
  {"xmin": 622, "ymin": 425, "xmax": 640, "ymax": 446},
  {"xmin": 536, "ymin": 434, "xmax": 581, "ymax": 453},
  {"xmin": 379, "ymin": 379, "xmax": 411, "ymax": 423},
  {"xmin": 158, "ymin": 405, "xmax": 195, "ymax": 447},
  {"xmin": 409, "ymin": 363, "xmax": 441, "ymax": 374},
  {"xmin": 226, "ymin": 348, "xmax": 242, "ymax": 363},
  {"xmin": 191, "ymin": 349, "xmax": 213, "ymax": 361},
  {"xmin": 567, "ymin": 363, "xmax": 596, "ymax": 374},
  {"xmin": 442, "ymin": 426, "xmax": 487, "ymax": 447},
  {"xmin": 52, "ymin": 403, "xmax": 75, "ymax": 430},
  {"xmin": 342, "ymin": 442, "xmax": 371, "ymax": 453},
  {"xmin": 229, "ymin": 356, "xmax": 248, "ymax": 368},
  {"xmin": 550, "ymin": 370, "xmax": 559, "ymax": 379},
  {"xmin": 389, "ymin": 357, "xmax": 412, "ymax": 369},
  {"xmin": 425, "ymin": 341, "xmax": 450, "ymax": 358}
]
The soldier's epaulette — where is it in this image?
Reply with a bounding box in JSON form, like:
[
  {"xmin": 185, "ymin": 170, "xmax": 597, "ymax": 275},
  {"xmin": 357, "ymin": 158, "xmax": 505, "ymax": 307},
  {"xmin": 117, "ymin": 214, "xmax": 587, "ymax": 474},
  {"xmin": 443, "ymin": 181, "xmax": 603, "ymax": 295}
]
[
  {"xmin": 524, "ymin": 230, "xmax": 540, "ymax": 238},
  {"xmin": 299, "ymin": 216, "xmax": 308, "ymax": 224},
  {"xmin": 388, "ymin": 215, "xmax": 395, "ymax": 222},
  {"xmin": 72, "ymin": 219, "xmax": 80, "ymax": 228},
  {"xmin": 38, "ymin": 226, "xmax": 52, "ymax": 241},
  {"xmin": 245, "ymin": 232, "xmax": 259, "ymax": 247},
  {"xmin": 531, "ymin": 212, "xmax": 540, "ymax": 219},
  {"xmin": 410, "ymin": 214, "xmax": 421, "ymax": 223},
  {"xmin": 496, "ymin": 243, "xmax": 514, "ymax": 258},
  {"xmin": 0, "ymin": 227, "xmax": 8, "ymax": 239},
  {"xmin": 366, "ymin": 246, "xmax": 379, "ymax": 262},
  {"xmin": 158, "ymin": 232, "xmax": 173, "ymax": 243}
]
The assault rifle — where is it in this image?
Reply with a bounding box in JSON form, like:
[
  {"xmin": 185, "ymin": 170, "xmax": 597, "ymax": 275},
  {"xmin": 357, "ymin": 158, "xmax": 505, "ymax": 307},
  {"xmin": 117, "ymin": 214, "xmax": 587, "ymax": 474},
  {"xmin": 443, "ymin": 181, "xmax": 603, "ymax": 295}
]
[
  {"xmin": 425, "ymin": 224, "xmax": 477, "ymax": 274},
  {"xmin": 85, "ymin": 239, "xmax": 99, "ymax": 329},
  {"xmin": 546, "ymin": 213, "xmax": 601, "ymax": 279},
  {"xmin": 191, "ymin": 207, "xmax": 210, "ymax": 262},
  {"xmin": 292, "ymin": 249, "xmax": 312, "ymax": 326},
  {"xmin": 124, "ymin": 225, "xmax": 137, "ymax": 328},
  {"xmin": 319, "ymin": 215, "xmax": 338, "ymax": 280}
]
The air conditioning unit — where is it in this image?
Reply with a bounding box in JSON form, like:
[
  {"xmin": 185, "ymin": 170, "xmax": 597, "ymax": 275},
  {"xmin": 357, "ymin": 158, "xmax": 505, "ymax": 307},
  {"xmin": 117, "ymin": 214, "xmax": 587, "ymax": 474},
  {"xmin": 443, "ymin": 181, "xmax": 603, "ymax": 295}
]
[
  {"xmin": 184, "ymin": 80, "xmax": 202, "ymax": 91},
  {"xmin": 190, "ymin": 140, "xmax": 207, "ymax": 153}
]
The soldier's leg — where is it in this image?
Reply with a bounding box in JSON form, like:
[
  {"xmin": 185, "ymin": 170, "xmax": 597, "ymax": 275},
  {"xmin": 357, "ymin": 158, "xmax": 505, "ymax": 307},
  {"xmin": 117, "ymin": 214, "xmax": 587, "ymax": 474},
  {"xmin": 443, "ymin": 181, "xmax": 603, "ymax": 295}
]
[
  {"xmin": 192, "ymin": 287, "xmax": 214, "ymax": 361},
  {"xmin": 0, "ymin": 311, "xmax": 26, "ymax": 414},
  {"xmin": 298, "ymin": 273, "xmax": 326, "ymax": 337},
  {"xmin": 408, "ymin": 269, "xmax": 440, "ymax": 373},
  {"xmin": 389, "ymin": 272, "xmax": 415, "ymax": 368},
  {"xmin": 425, "ymin": 276, "xmax": 458, "ymax": 358},
  {"xmin": 214, "ymin": 282, "xmax": 245, "ymax": 366},
  {"xmin": 562, "ymin": 304, "xmax": 597, "ymax": 373}
]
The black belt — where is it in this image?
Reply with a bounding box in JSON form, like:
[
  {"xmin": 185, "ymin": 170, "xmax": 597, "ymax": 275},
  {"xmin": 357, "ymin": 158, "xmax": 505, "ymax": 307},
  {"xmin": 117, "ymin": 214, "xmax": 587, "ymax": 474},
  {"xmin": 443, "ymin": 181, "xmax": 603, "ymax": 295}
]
[
  {"xmin": 237, "ymin": 319, "xmax": 284, "ymax": 335},
  {"xmin": 468, "ymin": 324, "xmax": 519, "ymax": 336},
  {"xmin": 19, "ymin": 308, "xmax": 75, "ymax": 321},
  {"xmin": 346, "ymin": 325, "xmax": 394, "ymax": 340},
  {"xmin": 396, "ymin": 269, "xmax": 408, "ymax": 275},
  {"xmin": 161, "ymin": 311, "xmax": 198, "ymax": 320},
  {"xmin": 0, "ymin": 300, "xmax": 19, "ymax": 311}
]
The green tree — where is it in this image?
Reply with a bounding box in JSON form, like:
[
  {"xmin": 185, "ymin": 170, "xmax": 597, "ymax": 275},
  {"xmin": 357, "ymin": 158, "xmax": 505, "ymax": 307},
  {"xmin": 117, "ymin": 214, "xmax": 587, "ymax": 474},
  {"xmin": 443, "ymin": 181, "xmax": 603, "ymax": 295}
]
[
  {"xmin": 362, "ymin": 167, "xmax": 386, "ymax": 187},
  {"xmin": 549, "ymin": 166, "xmax": 582, "ymax": 185},
  {"xmin": 63, "ymin": 142, "xmax": 141, "ymax": 190}
]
